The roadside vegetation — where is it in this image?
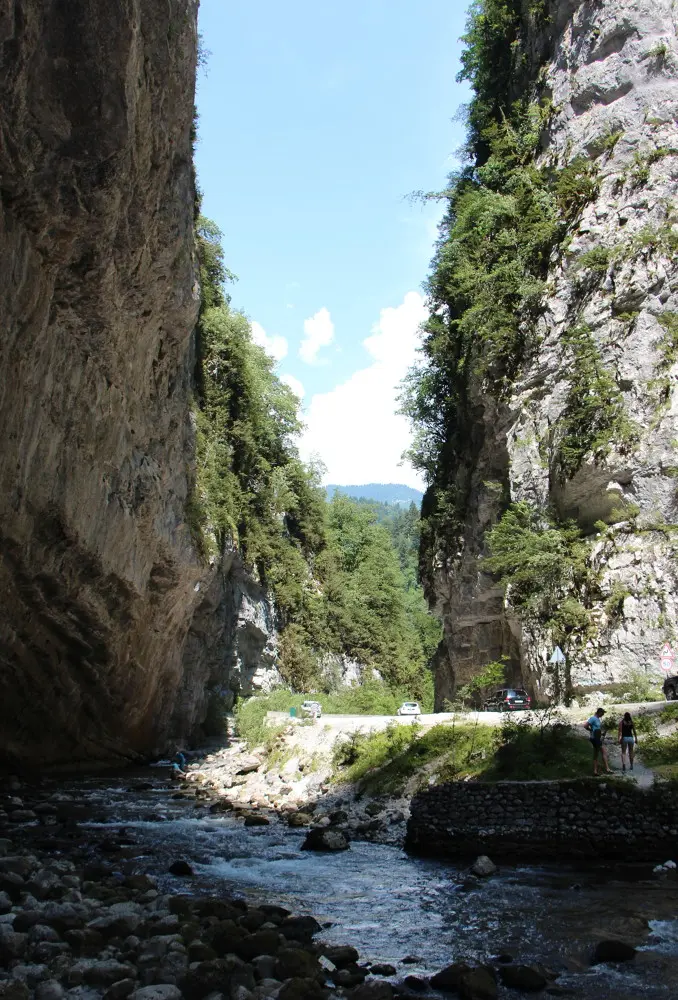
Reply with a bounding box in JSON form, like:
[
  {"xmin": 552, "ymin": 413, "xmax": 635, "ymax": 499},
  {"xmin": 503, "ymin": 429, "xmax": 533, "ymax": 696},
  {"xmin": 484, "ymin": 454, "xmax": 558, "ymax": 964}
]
[
  {"xmin": 332, "ymin": 715, "xmax": 593, "ymax": 795},
  {"xmin": 628, "ymin": 704, "xmax": 678, "ymax": 778},
  {"xmin": 235, "ymin": 681, "xmax": 435, "ymax": 748}
]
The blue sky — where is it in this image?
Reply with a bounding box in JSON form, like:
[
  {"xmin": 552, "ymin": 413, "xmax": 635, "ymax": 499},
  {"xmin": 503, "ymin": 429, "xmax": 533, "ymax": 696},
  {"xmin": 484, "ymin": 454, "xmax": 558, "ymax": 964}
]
[{"xmin": 195, "ymin": 0, "xmax": 472, "ymax": 488}]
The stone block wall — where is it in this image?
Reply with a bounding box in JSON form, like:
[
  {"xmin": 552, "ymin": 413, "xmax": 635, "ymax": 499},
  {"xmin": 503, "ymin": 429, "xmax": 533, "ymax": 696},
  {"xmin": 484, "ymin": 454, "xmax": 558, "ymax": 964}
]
[{"xmin": 406, "ymin": 779, "xmax": 678, "ymax": 862}]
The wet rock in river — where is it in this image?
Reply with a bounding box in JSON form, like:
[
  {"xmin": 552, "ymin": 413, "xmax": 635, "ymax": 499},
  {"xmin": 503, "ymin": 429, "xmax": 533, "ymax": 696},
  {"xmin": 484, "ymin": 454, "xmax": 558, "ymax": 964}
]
[
  {"xmin": 301, "ymin": 828, "xmax": 349, "ymax": 851},
  {"xmin": 457, "ymin": 966, "xmax": 497, "ymax": 1000},
  {"xmin": 288, "ymin": 811, "xmax": 313, "ymax": 827},
  {"xmin": 369, "ymin": 963, "xmax": 397, "ymax": 976},
  {"xmin": 129, "ymin": 988, "xmax": 182, "ymax": 1000},
  {"xmin": 321, "ymin": 945, "xmax": 360, "ymax": 967},
  {"xmin": 275, "ymin": 946, "xmax": 322, "ymax": 980},
  {"xmin": 243, "ymin": 812, "xmax": 270, "ymax": 826},
  {"xmin": 499, "ymin": 964, "xmax": 548, "ymax": 991},
  {"xmin": 592, "ymin": 939, "xmax": 637, "ymax": 963},
  {"xmin": 168, "ymin": 860, "xmax": 194, "ymax": 876},
  {"xmin": 277, "ymin": 977, "xmax": 327, "ymax": 1000},
  {"xmin": 470, "ymin": 855, "xmax": 496, "ymax": 877},
  {"xmin": 350, "ymin": 983, "xmax": 393, "ymax": 1000},
  {"xmin": 279, "ymin": 915, "xmax": 322, "ymax": 943},
  {"xmin": 429, "ymin": 962, "xmax": 471, "ymax": 991},
  {"xmin": 403, "ymin": 974, "xmax": 429, "ymax": 992}
]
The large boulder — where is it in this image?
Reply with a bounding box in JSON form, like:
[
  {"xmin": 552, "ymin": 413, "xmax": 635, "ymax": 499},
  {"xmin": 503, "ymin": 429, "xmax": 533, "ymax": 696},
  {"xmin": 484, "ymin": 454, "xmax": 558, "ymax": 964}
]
[
  {"xmin": 301, "ymin": 828, "xmax": 349, "ymax": 852},
  {"xmin": 592, "ymin": 940, "xmax": 637, "ymax": 964},
  {"xmin": 470, "ymin": 856, "xmax": 497, "ymax": 877},
  {"xmin": 499, "ymin": 965, "xmax": 548, "ymax": 991}
]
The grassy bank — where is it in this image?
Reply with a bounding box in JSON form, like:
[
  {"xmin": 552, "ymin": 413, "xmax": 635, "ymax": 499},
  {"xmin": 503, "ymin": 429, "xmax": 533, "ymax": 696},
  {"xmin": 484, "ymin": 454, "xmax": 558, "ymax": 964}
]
[{"xmin": 332, "ymin": 717, "xmax": 594, "ymax": 795}]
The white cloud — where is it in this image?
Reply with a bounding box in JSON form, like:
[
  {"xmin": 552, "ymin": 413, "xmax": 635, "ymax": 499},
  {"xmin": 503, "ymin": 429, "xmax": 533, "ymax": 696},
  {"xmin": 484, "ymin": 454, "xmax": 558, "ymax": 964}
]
[
  {"xmin": 299, "ymin": 307, "xmax": 335, "ymax": 365},
  {"xmin": 298, "ymin": 292, "xmax": 428, "ymax": 490},
  {"xmin": 251, "ymin": 320, "xmax": 288, "ymax": 362},
  {"xmin": 280, "ymin": 373, "xmax": 305, "ymax": 400}
]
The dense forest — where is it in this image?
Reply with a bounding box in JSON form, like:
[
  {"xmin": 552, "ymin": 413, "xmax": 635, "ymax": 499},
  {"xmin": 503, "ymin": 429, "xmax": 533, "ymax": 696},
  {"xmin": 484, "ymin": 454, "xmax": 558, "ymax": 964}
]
[{"xmin": 191, "ymin": 217, "xmax": 440, "ymax": 700}]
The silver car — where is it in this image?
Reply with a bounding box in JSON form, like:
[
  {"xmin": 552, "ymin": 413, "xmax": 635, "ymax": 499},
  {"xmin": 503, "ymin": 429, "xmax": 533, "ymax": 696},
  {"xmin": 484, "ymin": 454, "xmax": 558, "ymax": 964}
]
[{"xmin": 397, "ymin": 701, "xmax": 421, "ymax": 716}]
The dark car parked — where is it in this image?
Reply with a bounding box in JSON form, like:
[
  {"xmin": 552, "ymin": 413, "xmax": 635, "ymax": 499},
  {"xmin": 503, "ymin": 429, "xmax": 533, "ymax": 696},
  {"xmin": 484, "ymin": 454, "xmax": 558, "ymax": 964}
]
[
  {"xmin": 663, "ymin": 675, "xmax": 678, "ymax": 701},
  {"xmin": 483, "ymin": 688, "xmax": 532, "ymax": 712}
]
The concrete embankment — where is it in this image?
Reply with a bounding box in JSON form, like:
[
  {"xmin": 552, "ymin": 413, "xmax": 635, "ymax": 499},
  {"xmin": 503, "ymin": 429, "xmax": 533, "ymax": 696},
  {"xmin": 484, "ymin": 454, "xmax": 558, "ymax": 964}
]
[{"xmin": 406, "ymin": 778, "xmax": 678, "ymax": 862}]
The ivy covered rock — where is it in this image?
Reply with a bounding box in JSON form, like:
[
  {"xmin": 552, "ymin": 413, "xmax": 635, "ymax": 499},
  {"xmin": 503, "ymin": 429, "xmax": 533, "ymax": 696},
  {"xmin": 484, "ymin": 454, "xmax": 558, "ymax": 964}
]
[{"xmin": 404, "ymin": 0, "xmax": 678, "ymax": 706}]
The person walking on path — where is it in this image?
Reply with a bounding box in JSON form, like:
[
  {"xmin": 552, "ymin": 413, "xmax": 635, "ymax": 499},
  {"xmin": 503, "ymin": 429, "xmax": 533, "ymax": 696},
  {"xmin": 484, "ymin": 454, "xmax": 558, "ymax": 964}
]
[
  {"xmin": 617, "ymin": 712, "xmax": 638, "ymax": 772},
  {"xmin": 584, "ymin": 707, "xmax": 613, "ymax": 775}
]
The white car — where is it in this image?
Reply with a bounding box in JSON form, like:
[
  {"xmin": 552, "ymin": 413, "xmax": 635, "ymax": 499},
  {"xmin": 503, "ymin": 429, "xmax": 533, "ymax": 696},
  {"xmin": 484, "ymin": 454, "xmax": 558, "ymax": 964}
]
[
  {"xmin": 301, "ymin": 700, "xmax": 322, "ymax": 718},
  {"xmin": 397, "ymin": 701, "xmax": 421, "ymax": 716}
]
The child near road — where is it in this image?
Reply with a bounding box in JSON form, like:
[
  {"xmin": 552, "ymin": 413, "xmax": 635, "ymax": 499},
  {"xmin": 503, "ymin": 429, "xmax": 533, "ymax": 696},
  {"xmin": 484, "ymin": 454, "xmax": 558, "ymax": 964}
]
[
  {"xmin": 617, "ymin": 712, "xmax": 638, "ymax": 772},
  {"xmin": 584, "ymin": 707, "xmax": 613, "ymax": 776}
]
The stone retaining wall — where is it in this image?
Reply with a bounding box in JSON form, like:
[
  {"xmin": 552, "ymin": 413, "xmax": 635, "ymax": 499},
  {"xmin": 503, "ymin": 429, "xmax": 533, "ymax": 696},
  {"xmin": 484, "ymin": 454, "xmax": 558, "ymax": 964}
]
[{"xmin": 406, "ymin": 779, "xmax": 678, "ymax": 862}]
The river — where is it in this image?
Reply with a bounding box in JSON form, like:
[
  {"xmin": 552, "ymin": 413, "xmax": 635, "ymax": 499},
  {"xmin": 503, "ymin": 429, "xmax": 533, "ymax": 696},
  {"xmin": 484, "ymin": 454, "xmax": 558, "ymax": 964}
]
[{"xmin": 33, "ymin": 767, "xmax": 676, "ymax": 999}]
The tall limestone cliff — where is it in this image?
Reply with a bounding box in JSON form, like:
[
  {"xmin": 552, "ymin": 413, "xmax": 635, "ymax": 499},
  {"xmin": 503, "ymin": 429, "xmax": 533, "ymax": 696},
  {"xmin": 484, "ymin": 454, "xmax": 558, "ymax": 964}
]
[
  {"xmin": 0, "ymin": 1, "xmax": 279, "ymax": 766},
  {"xmin": 412, "ymin": 0, "xmax": 678, "ymax": 706}
]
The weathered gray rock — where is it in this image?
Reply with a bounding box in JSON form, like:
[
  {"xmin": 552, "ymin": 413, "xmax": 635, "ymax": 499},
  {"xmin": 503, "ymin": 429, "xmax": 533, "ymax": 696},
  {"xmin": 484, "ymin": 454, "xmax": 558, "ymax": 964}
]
[
  {"xmin": 300, "ymin": 828, "xmax": 349, "ymax": 852},
  {"xmin": 426, "ymin": 0, "xmax": 678, "ymax": 704},
  {"xmin": 470, "ymin": 856, "xmax": 497, "ymax": 877},
  {"xmin": 129, "ymin": 987, "xmax": 183, "ymax": 1000},
  {"xmin": 499, "ymin": 965, "xmax": 548, "ymax": 991}
]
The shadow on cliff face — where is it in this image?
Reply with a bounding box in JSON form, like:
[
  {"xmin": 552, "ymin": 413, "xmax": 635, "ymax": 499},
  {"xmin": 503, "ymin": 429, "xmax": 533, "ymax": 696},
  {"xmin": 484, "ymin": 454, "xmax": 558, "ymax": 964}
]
[{"xmin": 0, "ymin": 0, "xmax": 212, "ymax": 767}]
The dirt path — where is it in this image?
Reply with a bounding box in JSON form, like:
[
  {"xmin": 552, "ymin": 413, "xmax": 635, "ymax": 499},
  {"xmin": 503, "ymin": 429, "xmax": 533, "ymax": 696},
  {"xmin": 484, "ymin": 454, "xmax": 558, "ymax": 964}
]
[{"xmin": 605, "ymin": 737, "xmax": 655, "ymax": 787}]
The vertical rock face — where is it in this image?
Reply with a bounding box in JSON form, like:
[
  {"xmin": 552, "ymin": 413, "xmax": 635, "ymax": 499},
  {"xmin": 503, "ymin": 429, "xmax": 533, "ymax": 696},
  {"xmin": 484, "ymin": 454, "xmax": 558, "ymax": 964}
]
[
  {"xmin": 0, "ymin": 0, "xmax": 210, "ymax": 765},
  {"xmin": 428, "ymin": 0, "xmax": 678, "ymax": 706}
]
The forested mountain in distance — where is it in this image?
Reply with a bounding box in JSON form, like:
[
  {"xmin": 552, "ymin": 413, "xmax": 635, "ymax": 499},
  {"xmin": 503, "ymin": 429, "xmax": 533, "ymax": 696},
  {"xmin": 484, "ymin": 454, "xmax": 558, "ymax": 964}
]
[{"xmin": 326, "ymin": 483, "xmax": 424, "ymax": 507}]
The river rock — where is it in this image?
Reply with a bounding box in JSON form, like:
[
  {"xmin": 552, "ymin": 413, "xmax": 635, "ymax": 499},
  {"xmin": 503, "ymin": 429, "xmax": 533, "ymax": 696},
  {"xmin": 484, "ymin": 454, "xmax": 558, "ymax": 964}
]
[
  {"xmin": 470, "ymin": 856, "xmax": 496, "ymax": 877},
  {"xmin": 369, "ymin": 964, "xmax": 396, "ymax": 976},
  {"xmin": 403, "ymin": 974, "xmax": 429, "ymax": 992},
  {"xmin": 277, "ymin": 978, "xmax": 326, "ymax": 1000},
  {"xmin": 243, "ymin": 813, "xmax": 270, "ymax": 827},
  {"xmin": 279, "ymin": 915, "xmax": 321, "ymax": 942},
  {"xmin": 300, "ymin": 828, "xmax": 349, "ymax": 852},
  {"xmin": 168, "ymin": 860, "xmax": 194, "ymax": 876},
  {"xmin": 321, "ymin": 945, "xmax": 360, "ymax": 968},
  {"xmin": 0, "ymin": 926, "xmax": 28, "ymax": 961},
  {"xmin": 458, "ymin": 966, "xmax": 497, "ymax": 1000},
  {"xmin": 288, "ymin": 812, "xmax": 313, "ymax": 827},
  {"xmin": 275, "ymin": 947, "xmax": 321, "ymax": 980},
  {"xmin": 129, "ymin": 987, "xmax": 183, "ymax": 1000},
  {"xmin": 0, "ymin": 890, "xmax": 12, "ymax": 914},
  {"xmin": 237, "ymin": 757, "xmax": 262, "ymax": 775},
  {"xmin": 102, "ymin": 980, "xmax": 137, "ymax": 1000},
  {"xmin": 350, "ymin": 983, "xmax": 393, "ymax": 1000},
  {"xmin": 0, "ymin": 983, "xmax": 29, "ymax": 1000},
  {"xmin": 233, "ymin": 930, "xmax": 280, "ymax": 961},
  {"xmin": 499, "ymin": 965, "xmax": 548, "ymax": 991},
  {"xmin": 429, "ymin": 963, "xmax": 471, "ymax": 991},
  {"xmin": 34, "ymin": 981, "xmax": 66, "ymax": 1000},
  {"xmin": 592, "ymin": 940, "xmax": 636, "ymax": 963}
]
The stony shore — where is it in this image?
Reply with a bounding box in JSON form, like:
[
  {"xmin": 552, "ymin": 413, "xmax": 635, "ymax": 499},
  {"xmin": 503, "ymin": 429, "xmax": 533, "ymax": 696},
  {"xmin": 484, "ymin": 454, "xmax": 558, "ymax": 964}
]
[{"xmin": 1, "ymin": 755, "xmax": 671, "ymax": 1000}]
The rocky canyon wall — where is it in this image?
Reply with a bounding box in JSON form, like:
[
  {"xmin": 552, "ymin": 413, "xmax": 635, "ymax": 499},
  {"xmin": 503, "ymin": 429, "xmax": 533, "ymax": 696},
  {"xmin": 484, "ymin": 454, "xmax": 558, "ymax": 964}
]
[
  {"xmin": 425, "ymin": 0, "xmax": 678, "ymax": 706},
  {"xmin": 0, "ymin": 0, "xmax": 279, "ymax": 767}
]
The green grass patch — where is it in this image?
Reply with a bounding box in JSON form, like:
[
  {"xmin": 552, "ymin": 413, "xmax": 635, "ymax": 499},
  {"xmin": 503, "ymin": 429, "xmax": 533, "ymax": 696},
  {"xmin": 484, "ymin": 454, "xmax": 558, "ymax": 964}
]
[
  {"xmin": 477, "ymin": 717, "xmax": 593, "ymax": 781},
  {"xmin": 638, "ymin": 729, "xmax": 678, "ymax": 769},
  {"xmin": 333, "ymin": 722, "xmax": 494, "ymax": 794},
  {"xmin": 332, "ymin": 717, "xmax": 595, "ymax": 794}
]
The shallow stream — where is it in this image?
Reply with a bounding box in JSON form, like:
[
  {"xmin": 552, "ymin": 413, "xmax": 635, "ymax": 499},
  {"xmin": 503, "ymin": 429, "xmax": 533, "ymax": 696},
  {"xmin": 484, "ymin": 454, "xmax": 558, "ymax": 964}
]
[{"xmin": 48, "ymin": 770, "xmax": 678, "ymax": 998}]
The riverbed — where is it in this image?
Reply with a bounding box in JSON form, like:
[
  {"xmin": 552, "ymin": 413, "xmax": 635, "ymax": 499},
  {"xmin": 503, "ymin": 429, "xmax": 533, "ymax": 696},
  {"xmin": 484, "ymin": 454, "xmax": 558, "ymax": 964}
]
[{"xmin": 17, "ymin": 768, "xmax": 673, "ymax": 999}]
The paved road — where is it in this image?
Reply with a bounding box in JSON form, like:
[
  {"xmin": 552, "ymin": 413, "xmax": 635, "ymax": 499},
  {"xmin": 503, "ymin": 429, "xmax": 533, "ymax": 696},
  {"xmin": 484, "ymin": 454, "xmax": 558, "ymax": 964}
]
[{"xmin": 268, "ymin": 700, "xmax": 668, "ymax": 734}]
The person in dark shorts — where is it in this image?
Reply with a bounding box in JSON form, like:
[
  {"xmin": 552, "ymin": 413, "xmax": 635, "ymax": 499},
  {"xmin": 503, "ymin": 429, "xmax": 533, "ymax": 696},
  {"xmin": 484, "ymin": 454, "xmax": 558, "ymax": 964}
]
[
  {"xmin": 584, "ymin": 707, "xmax": 612, "ymax": 775},
  {"xmin": 617, "ymin": 712, "xmax": 638, "ymax": 772}
]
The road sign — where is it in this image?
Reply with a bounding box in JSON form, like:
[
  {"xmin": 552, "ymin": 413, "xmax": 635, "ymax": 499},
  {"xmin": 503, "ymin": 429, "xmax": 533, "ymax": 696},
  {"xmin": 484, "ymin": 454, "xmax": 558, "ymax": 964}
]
[
  {"xmin": 661, "ymin": 642, "xmax": 675, "ymax": 673},
  {"xmin": 549, "ymin": 646, "xmax": 566, "ymax": 664}
]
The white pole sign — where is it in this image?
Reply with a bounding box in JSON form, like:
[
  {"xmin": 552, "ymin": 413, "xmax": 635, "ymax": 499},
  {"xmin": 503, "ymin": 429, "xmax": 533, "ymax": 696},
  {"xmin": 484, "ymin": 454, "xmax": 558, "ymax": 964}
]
[{"xmin": 661, "ymin": 642, "xmax": 674, "ymax": 673}]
